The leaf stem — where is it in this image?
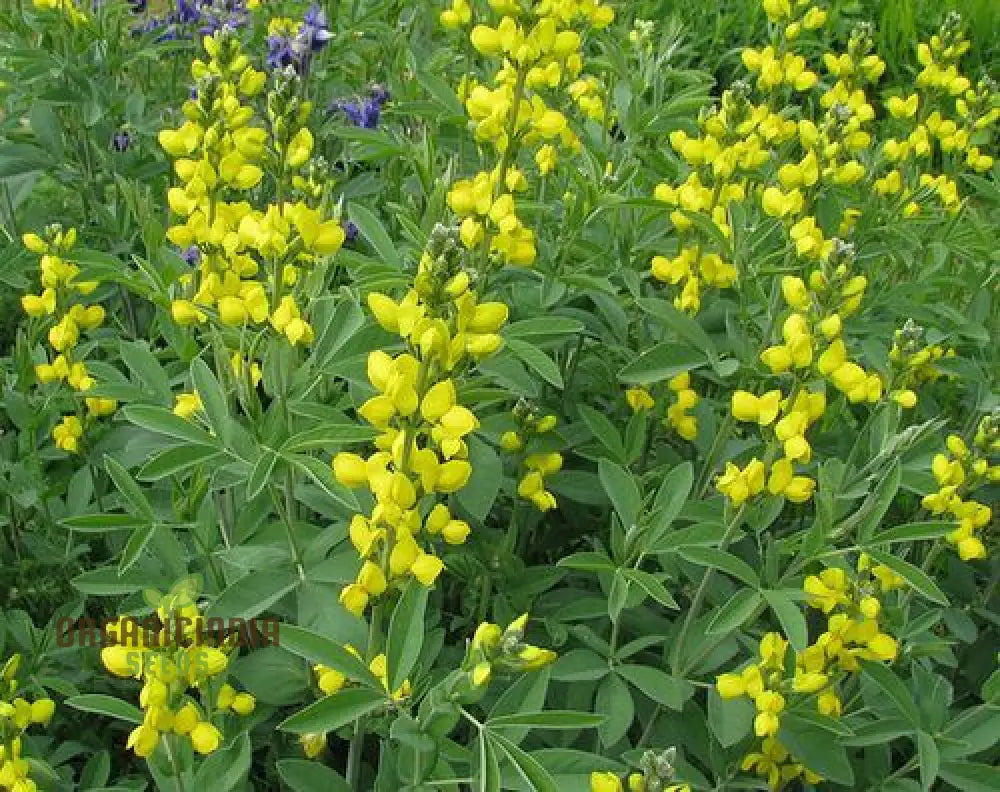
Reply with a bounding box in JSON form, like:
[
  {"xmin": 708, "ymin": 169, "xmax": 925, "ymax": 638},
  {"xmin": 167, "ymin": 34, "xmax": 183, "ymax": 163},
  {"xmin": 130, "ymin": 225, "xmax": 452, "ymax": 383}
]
[{"xmin": 671, "ymin": 504, "xmax": 745, "ymax": 676}]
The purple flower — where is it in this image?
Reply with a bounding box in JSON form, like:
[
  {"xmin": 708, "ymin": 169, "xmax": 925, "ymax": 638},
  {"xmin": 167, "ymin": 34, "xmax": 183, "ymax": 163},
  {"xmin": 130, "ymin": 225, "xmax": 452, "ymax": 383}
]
[
  {"xmin": 266, "ymin": 35, "xmax": 296, "ymax": 70},
  {"xmin": 300, "ymin": 4, "xmax": 332, "ymax": 52},
  {"xmin": 344, "ymin": 220, "xmax": 359, "ymax": 243},
  {"xmin": 132, "ymin": 0, "xmax": 249, "ymax": 41},
  {"xmin": 181, "ymin": 245, "xmax": 201, "ymax": 265},
  {"xmin": 330, "ymin": 85, "xmax": 390, "ymax": 129},
  {"xmin": 111, "ymin": 130, "xmax": 132, "ymax": 153}
]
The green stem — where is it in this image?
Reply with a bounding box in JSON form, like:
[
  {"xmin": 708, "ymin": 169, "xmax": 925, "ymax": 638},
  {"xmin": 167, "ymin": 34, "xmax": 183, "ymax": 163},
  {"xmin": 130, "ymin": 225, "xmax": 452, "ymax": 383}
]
[
  {"xmin": 672, "ymin": 505, "xmax": 745, "ymax": 675},
  {"xmin": 270, "ymin": 484, "xmax": 306, "ymax": 580},
  {"xmin": 346, "ymin": 601, "xmax": 386, "ymax": 789},
  {"xmin": 162, "ymin": 734, "xmax": 188, "ymax": 792}
]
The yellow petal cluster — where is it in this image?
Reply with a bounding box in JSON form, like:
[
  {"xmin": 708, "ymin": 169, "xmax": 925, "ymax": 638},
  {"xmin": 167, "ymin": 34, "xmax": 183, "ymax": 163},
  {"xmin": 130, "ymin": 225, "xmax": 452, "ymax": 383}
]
[
  {"xmin": 21, "ymin": 226, "xmax": 115, "ymax": 452},
  {"xmin": 333, "ymin": 228, "xmax": 508, "ymax": 615},
  {"xmin": 160, "ymin": 29, "xmax": 344, "ymax": 350},
  {"xmin": 100, "ymin": 588, "xmax": 253, "ymax": 759},
  {"xmin": 921, "ymin": 425, "xmax": 997, "ymax": 562},
  {"xmin": 718, "ymin": 556, "xmax": 901, "ymax": 787},
  {"xmin": 0, "ymin": 654, "xmax": 55, "ymax": 792}
]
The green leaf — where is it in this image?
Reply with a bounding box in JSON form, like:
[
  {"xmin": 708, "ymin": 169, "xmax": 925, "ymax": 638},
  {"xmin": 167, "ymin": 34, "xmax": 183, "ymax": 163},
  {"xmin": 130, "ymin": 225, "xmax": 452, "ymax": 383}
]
[
  {"xmin": 507, "ymin": 339, "xmax": 564, "ymax": 389},
  {"xmin": 646, "ymin": 462, "xmax": 694, "ymax": 547},
  {"xmin": 275, "ymin": 625, "xmax": 381, "ymax": 689},
  {"xmin": 938, "ymin": 761, "xmax": 1000, "ymax": 792},
  {"xmin": 280, "ymin": 425, "xmax": 381, "ymax": 453},
  {"xmin": 636, "ymin": 297, "xmax": 717, "ymax": 361},
  {"xmin": 119, "ymin": 340, "xmax": 171, "ymax": 401},
  {"xmin": 72, "ymin": 565, "xmax": 151, "ymax": 596},
  {"xmin": 623, "ymin": 568, "xmax": 679, "ymax": 610},
  {"xmin": 551, "ymin": 650, "xmax": 608, "ymax": 682},
  {"xmin": 556, "ymin": 552, "xmax": 616, "ymax": 572},
  {"xmin": 779, "ymin": 712, "xmax": 855, "ymax": 786},
  {"xmin": 706, "ymin": 588, "xmax": 762, "ymax": 635},
  {"xmin": 617, "ymin": 664, "xmax": 692, "ymax": 711},
  {"xmin": 386, "ymin": 579, "xmax": 429, "ymax": 693},
  {"xmin": 65, "ymin": 695, "xmax": 143, "ymax": 725},
  {"xmin": 29, "ymin": 102, "xmax": 64, "ymax": 158},
  {"xmin": 138, "ymin": 446, "xmax": 223, "ymax": 480},
  {"xmin": 595, "ymin": 672, "xmax": 633, "ymax": 747},
  {"xmin": 578, "ymin": 405, "xmax": 626, "ymax": 461},
  {"xmin": 286, "ymin": 453, "xmax": 360, "ymax": 515},
  {"xmin": 191, "ymin": 358, "xmax": 232, "ymax": 447},
  {"xmin": 618, "ymin": 344, "xmax": 705, "ymax": 385},
  {"xmin": 310, "ymin": 296, "xmax": 365, "ymax": 370},
  {"xmin": 866, "ymin": 549, "xmax": 949, "ymax": 606},
  {"xmin": 761, "ymin": 589, "xmax": 809, "ymax": 651},
  {"xmin": 455, "ymin": 435, "xmax": 502, "ymax": 521},
  {"xmin": 414, "ymin": 68, "xmax": 465, "ymax": 118},
  {"xmin": 104, "ymin": 456, "xmax": 154, "ymax": 521},
  {"xmin": 860, "ymin": 658, "xmax": 921, "ymax": 727},
  {"xmin": 247, "ymin": 449, "xmax": 279, "ymax": 501},
  {"xmin": 206, "ymin": 565, "xmax": 300, "ymax": 621},
  {"xmin": 348, "ymin": 202, "xmax": 402, "ymax": 268},
  {"xmin": 917, "ymin": 731, "xmax": 940, "ymax": 791},
  {"xmin": 276, "ymin": 760, "xmax": 351, "ymax": 792},
  {"xmin": 504, "ymin": 317, "xmax": 584, "ymax": 339},
  {"xmin": 598, "ymin": 458, "xmax": 641, "ymax": 530},
  {"xmin": 679, "ymin": 546, "xmax": 760, "ymax": 587},
  {"xmin": 122, "ymin": 405, "xmax": 220, "ymax": 448},
  {"xmin": 489, "ymin": 732, "xmax": 558, "ymax": 792},
  {"xmin": 118, "ymin": 523, "xmax": 156, "ymax": 576},
  {"xmin": 708, "ymin": 688, "xmax": 753, "ymax": 747},
  {"xmin": 278, "ymin": 687, "xmax": 386, "ymax": 734},
  {"xmin": 193, "ymin": 733, "xmax": 250, "ymax": 792},
  {"xmin": 856, "ymin": 460, "xmax": 901, "ymax": 542},
  {"xmin": 488, "ymin": 711, "xmax": 605, "ymax": 730},
  {"xmin": 62, "ymin": 514, "xmax": 141, "ymax": 533},
  {"xmin": 874, "ymin": 521, "xmax": 955, "ymax": 544},
  {"xmin": 478, "ymin": 732, "xmax": 502, "ymax": 792}
]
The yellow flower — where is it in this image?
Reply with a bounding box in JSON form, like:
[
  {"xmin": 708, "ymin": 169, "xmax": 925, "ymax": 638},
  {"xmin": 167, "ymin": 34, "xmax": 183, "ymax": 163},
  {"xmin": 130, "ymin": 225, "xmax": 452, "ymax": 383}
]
[
  {"xmin": 411, "ymin": 553, "xmax": 445, "ymax": 586},
  {"xmin": 626, "ymin": 387, "xmax": 655, "ymax": 412},
  {"xmin": 173, "ymin": 392, "xmax": 203, "ymax": 420},
  {"xmin": 126, "ymin": 724, "xmax": 159, "ymax": 757},
  {"xmin": 52, "ymin": 415, "xmax": 84, "ymax": 453},
  {"xmin": 190, "ymin": 721, "xmax": 222, "ymax": 755},
  {"xmin": 300, "ymin": 732, "xmax": 326, "ymax": 758},
  {"xmin": 590, "ymin": 771, "xmax": 623, "ymax": 792},
  {"xmin": 333, "ymin": 453, "xmax": 369, "ymax": 488}
]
